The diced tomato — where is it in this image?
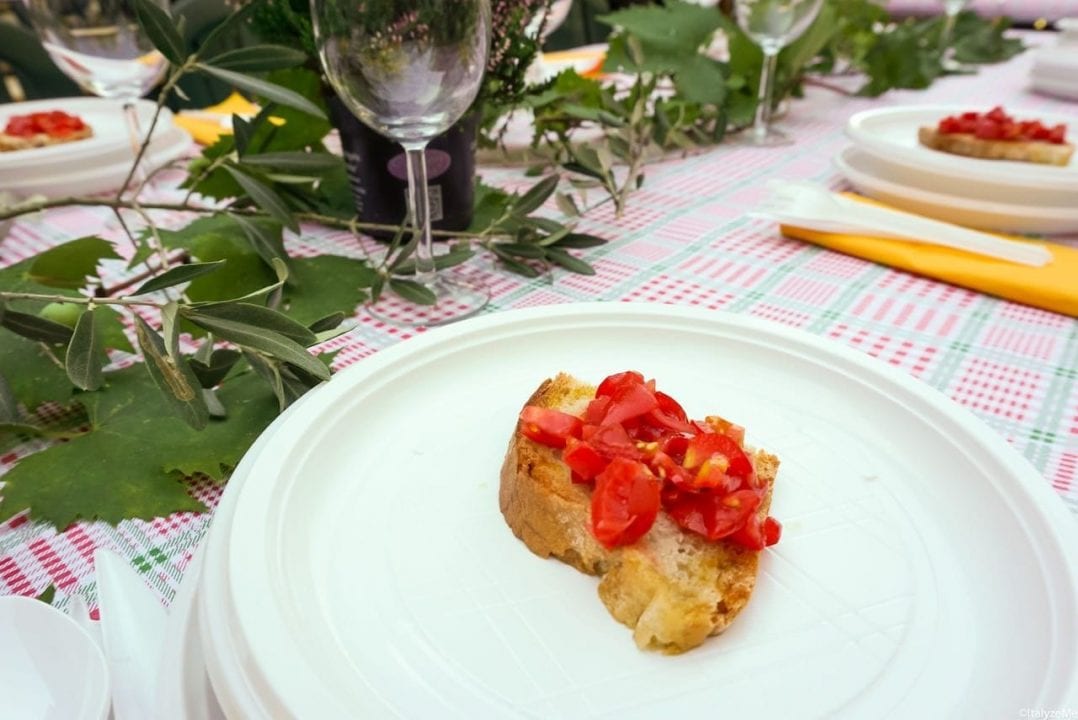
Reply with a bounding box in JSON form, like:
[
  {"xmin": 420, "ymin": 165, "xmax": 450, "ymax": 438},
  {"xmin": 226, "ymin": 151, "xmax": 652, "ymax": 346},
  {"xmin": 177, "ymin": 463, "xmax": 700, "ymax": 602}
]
[
  {"xmin": 649, "ymin": 451, "xmax": 692, "ymax": 488},
  {"xmin": 705, "ymin": 415, "xmax": 746, "ymax": 445},
  {"xmin": 519, "ymin": 406, "xmax": 583, "ymax": 448},
  {"xmin": 937, "ymin": 108, "xmax": 1067, "ymax": 145},
  {"xmin": 596, "ymin": 371, "xmax": 645, "ymax": 398},
  {"xmin": 3, "ymin": 110, "xmax": 86, "ymax": 138},
  {"xmin": 683, "ymin": 432, "xmax": 753, "ymax": 479},
  {"xmin": 603, "ymin": 381, "xmax": 659, "ymax": 426},
  {"xmin": 729, "ymin": 513, "xmax": 782, "ymax": 550},
  {"xmin": 692, "ymin": 456, "xmax": 741, "ymax": 492},
  {"xmin": 585, "ymin": 396, "xmax": 611, "ymax": 424},
  {"xmin": 666, "ymin": 489, "xmax": 762, "ymax": 542},
  {"xmin": 590, "ymin": 457, "xmax": 661, "ymax": 548},
  {"xmin": 762, "ymin": 516, "xmax": 782, "ymax": 546},
  {"xmin": 660, "ymin": 433, "xmax": 689, "ymax": 461},
  {"xmin": 563, "ymin": 437, "xmax": 607, "ymax": 482},
  {"xmin": 588, "ymin": 422, "xmax": 642, "ymax": 459}
]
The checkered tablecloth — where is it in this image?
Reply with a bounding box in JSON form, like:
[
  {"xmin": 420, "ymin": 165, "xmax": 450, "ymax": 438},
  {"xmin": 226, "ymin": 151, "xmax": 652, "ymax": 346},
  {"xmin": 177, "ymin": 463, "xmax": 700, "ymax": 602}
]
[
  {"xmin": 1, "ymin": 33, "xmax": 1076, "ymax": 616},
  {"xmin": 888, "ymin": 0, "xmax": 1078, "ymax": 22}
]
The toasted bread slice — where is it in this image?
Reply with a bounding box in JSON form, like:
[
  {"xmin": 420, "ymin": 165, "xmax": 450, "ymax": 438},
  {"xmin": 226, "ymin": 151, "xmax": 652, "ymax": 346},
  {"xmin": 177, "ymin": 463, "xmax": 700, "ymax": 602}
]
[
  {"xmin": 918, "ymin": 126, "xmax": 1074, "ymax": 166},
  {"xmin": 0, "ymin": 126, "xmax": 93, "ymax": 153},
  {"xmin": 499, "ymin": 373, "xmax": 779, "ymax": 654}
]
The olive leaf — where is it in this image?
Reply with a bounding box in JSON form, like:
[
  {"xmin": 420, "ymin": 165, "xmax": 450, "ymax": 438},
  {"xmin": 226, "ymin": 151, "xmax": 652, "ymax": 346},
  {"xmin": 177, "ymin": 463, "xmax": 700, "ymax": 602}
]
[
  {"xmin": 65, "ymin": 307, "xmax": 104, "ymax": 391},
  {"xmin": 0, "ymin": 308, "xmax": 74, "ymax": 344},
  {"xmin": 195, "ymin": 65, "xmax": 326, "ymax": 119},
  {"xmin": 202, "ymin": 45, "xmax": 308, "ymax": 73},
  {"xmin": 512, "ymin": 175, "xmax": 560, "ymax": 216},
  {"xmin": 132, "ymin": 261, "xmax": 226, "ymax": 296},
  {"xmin": 182, "ymin": 309, "xmax": 329, "ymax": 382},
  {"xmin": 224, "ymin": 166, "xmax": 299, "ymax": 233},
  {"xmin": 189, "ymin": 349, "xmax": 242, "ymax": 389},
  {"xmin": 188, "ymin": 303, "xmax": 316, "ymax": 346},
  {"xmin": 133, "ymin": 315, "xmax": 209, "ymax": 430},
  {"xmin": 133, "ymin": 0, "xmax": 187, "ymax": 65}
]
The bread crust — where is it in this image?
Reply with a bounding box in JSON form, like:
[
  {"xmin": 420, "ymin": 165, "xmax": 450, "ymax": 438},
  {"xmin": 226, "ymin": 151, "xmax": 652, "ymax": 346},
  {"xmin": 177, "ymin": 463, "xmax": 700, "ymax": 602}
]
[
  {"xmin": 499, "ymin": 373, "xmax": 780, "ymax": 654},
  {"xmin": 918, "ymin": 126, "xmax": 1074, "ymax": 166}
]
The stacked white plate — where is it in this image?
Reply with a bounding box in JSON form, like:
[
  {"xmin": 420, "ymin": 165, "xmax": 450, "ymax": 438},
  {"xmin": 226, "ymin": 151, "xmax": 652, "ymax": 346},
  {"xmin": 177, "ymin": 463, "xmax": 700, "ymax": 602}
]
[
  {"xmin": 1032, "ymin": 22, "xmax": 1078, "ymax": 101},
  {"xmin": 0, "ymin": 97, "xmax": 192, "ymax": 198},
  {"xmin": 158, "ymin": 303, "xmax": 1078, "ymax": 718},
  {"xmin": 838, "ymin": 105, "xmax": 1078, "ymax": 235}
]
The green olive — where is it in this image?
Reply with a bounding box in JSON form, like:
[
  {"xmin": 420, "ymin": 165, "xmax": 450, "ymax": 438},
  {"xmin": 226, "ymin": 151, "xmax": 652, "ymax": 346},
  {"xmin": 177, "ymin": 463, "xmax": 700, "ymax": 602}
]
[{"xmin": 39, "ymin": 302, "xmax": 83, "ymax": 328}]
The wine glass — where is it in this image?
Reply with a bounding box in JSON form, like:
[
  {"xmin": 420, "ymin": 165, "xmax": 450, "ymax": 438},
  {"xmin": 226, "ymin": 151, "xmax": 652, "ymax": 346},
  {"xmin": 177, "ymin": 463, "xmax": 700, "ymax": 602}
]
[
  {"xmin": 734, "ymin": 0, "xmax": 825, "ymax": 146},
  {"xmin": 939, "ymin": 0, "xmax": 974, "ymax": 71},
  {"xmin": 21, "ymin": 0, "xmax": 170, "ymax": 190},
  {"xmin": 312, "ymin": 0, "xmax": 492, "ymax": 327}
]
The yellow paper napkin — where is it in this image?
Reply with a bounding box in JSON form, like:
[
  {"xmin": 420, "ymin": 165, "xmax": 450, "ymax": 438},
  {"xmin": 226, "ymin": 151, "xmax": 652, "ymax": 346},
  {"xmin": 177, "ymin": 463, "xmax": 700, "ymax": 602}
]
[
  {"xmin": 779, "ymin": 196, "xmax": 1078, "ymax": 318},
  {"xmin": 174, "ymin": 92, "xmax": 260, "ymax": 146}
]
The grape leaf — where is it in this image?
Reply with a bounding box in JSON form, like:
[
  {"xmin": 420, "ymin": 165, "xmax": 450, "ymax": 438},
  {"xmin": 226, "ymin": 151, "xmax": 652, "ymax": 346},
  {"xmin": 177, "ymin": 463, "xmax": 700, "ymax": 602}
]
[
  {"xmin": 0, "ymin": 366, "xmax": 279, "ymax": 529},
  {"xmin": 278, "ymin": 255, "xmax": 378, "ymax": 325},
  {"xmin": 29, "ymin": 237, "xmax": 119, "ymax": 290},
  {"xmin": 0, "ymin": 334, "xmax": 74, "ymax": 411}
]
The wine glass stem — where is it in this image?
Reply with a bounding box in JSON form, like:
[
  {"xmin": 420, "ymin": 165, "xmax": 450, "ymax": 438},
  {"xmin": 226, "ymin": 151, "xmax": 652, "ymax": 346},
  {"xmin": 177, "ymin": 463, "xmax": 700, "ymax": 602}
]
[
  {"xmin": 121, "ymin": 101, "xmax": 147, "ymax": 192},
  {"xmin": 753, "ymin": 47, "xmax": 780, "ymax": 140},
  {"xmin": 940, "ymin": 10, "xmax": 958, "ymax": 54},
  {"xmin": 403, "ymin": 143, "xmax": 436, "ymax": 284}
]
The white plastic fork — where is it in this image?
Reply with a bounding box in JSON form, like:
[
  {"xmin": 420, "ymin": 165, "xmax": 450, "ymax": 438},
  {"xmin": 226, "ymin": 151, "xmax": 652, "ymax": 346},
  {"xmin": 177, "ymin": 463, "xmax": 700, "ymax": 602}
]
[{"xmin": 750, "ymin": 181, "xmax": 1053, "ymax": 267}]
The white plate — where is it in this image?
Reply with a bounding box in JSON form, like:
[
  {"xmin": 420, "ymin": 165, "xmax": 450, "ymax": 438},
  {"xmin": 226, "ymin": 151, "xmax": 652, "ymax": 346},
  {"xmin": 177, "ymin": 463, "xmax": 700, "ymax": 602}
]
[
  {"xmin": 0, "ymin": 97, "xmax": 173, "ymax": 169},
  {"xmin": 222, "ymin": 303, "xmax": 1078, "ymax": 717},
  {"xmin": 834, "ymin": 146, "xmax": 1078, "ymax": 235},
  {"xmin": 845, "ymin": 105, "xmax": 1078, "ymax": 192},
  {"xmin": 0, "ymin": 596, "xmax": 110, "ymax": 720},
  {"xmin": 1031, "ymin": 76, "xmax": 1078, "ymax": 102},
  {"xmin": 0, "ymin": 97, "xmax": 192, "ymax": 197},
  {"xmin": 196, "ymin": 387, "xmax": 327, "ymax": 719}
]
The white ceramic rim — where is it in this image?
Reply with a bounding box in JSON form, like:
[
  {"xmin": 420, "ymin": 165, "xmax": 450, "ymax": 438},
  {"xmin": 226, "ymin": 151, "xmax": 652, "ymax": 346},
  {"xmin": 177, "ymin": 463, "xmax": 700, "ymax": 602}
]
[
  {"xmin": 845, "ymin": 105, "xmax": 1078, "ymax": 192},
  {"xmin": 223, "ymin": 302, "xmax": 1078, "ymax": 716}
]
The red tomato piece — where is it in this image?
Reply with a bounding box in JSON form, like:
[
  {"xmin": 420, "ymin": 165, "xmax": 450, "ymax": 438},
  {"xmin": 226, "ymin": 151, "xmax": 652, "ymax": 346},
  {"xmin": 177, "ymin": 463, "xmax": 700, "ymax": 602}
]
[
  {"xmin": 563, "ymin": 437, "xmax": 607, "ymax": 482},
  {"xmin": 649, "ymin": 450, "xmax": 692, "ymax": 488},
  {"xmin": 519, "ymin": 406, "xmax": 583, "ymax": 448},
  {"xmin": 728, "ymin": 512, "xmax": 782, "ymax": 550},
  {"xmin": 646, "ymin": 391, "xmax": 694, "ymax": 433},
  {"xmin": 603, "ymin": 381, "xmax": 659, "ymax": 426},
  {"xmin": 1048, "ymin": 124, "xmax": 1067, "ymax": 144},
  {"xmin": 692, "ymin": 456, "xmax": 741, "ymax": 492},
  {"xmin": 705, "ymin": 415, "xmax": 746, "ymax": 445},
  {"xmin": 596, "ymin": 371, "xmax": 645, "ymax": 398},
  {"xmin": 762, "ymin": 517, "xmax": 782, "ymax": 546},
  {"xmin": 590, "ymin": 457, "xmax": 661, "ymax": 548},
  {"xmin": 589, "ymin": 422, "xmax": 642, "ymax": 459},
  {"xmin": 666, "ymin": 489, "xmax": 762, "ymax": 541},
  {"xmin": 683, "ymin": 432, "xmax": 753, "ymax": 478},
  {"xmin": 585, "ymin": 396, "xmax": 611, "ymax": 424}
]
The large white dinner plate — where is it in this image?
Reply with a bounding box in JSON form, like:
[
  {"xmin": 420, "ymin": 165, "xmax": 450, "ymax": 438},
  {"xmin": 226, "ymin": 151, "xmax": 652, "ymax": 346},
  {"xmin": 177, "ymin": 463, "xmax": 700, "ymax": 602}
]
[
  {"xmin": 834, "ymin": 146, "xmax": 1078, "ymax": 235},
  {"xmin": 225, "ymin": 303, "xmax": 1078, "ymax": 717},
  {"xmin": 846, "ymin": 105, "xmax": 1078, "ymax": 192}
]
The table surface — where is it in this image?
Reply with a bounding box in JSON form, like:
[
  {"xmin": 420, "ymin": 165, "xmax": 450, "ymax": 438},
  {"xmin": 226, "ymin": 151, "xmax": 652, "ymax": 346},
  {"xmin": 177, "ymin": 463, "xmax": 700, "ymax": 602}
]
[{"xmin": 1, "ymin": 32, "xmax": 1076, "ymax": 617}]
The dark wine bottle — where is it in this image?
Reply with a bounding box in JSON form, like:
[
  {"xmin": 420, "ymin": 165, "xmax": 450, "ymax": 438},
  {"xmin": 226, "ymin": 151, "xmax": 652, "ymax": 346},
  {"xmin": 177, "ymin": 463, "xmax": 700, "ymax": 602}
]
[{"xmin": 328, "ymin": 95, "xmax": 477, "ymax": 240}]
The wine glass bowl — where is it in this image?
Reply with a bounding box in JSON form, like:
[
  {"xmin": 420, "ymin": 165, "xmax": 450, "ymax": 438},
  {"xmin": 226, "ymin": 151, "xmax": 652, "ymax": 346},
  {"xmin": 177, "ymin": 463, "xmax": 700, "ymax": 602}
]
[
  {"xmin": 312, "ymin": 0, "xmax": 493, "ymax": 326},
  {"xmin": 22, "ymin": 0, "xmax": 168, "ymax": 101},
  {"xmin": 316, "ymin": 6, "xmax": 489, "ymax": 145},
  {"xmin": 734, "ymin": 0, "xmax": 824, "ymax": 146}
]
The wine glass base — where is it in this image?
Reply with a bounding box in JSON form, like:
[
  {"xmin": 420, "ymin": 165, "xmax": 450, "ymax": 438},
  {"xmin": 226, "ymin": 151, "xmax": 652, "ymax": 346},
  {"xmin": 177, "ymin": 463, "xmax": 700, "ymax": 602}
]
[
  {"xmin": 732, "ymin": 126, "xmax": 794, "ymax": 147},
  {"xmin": 366, "ymin": 272, "xmax": 490, "ymax": 327}
]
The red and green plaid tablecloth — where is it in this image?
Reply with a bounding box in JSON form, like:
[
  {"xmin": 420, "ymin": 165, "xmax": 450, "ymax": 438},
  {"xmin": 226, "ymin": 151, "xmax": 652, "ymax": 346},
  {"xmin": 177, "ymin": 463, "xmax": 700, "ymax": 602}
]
[{"xmin": 2, "ymin": 35, "xmax": 1076, "ymax": 616}]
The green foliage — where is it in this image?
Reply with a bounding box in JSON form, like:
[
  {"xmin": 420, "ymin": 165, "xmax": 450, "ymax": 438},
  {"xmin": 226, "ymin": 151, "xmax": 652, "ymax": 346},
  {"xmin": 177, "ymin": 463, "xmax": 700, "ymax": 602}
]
[{"xmin": 0, "ymin": 368, "xmax": 279, "ymax": 528}]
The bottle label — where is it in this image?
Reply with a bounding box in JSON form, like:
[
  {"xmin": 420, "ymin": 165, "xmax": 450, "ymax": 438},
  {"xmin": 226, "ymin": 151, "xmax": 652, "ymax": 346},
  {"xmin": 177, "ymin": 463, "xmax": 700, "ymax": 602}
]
[{"xmin": 386, "ymin": 149, "xmax": 452, "ymax": 181}]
